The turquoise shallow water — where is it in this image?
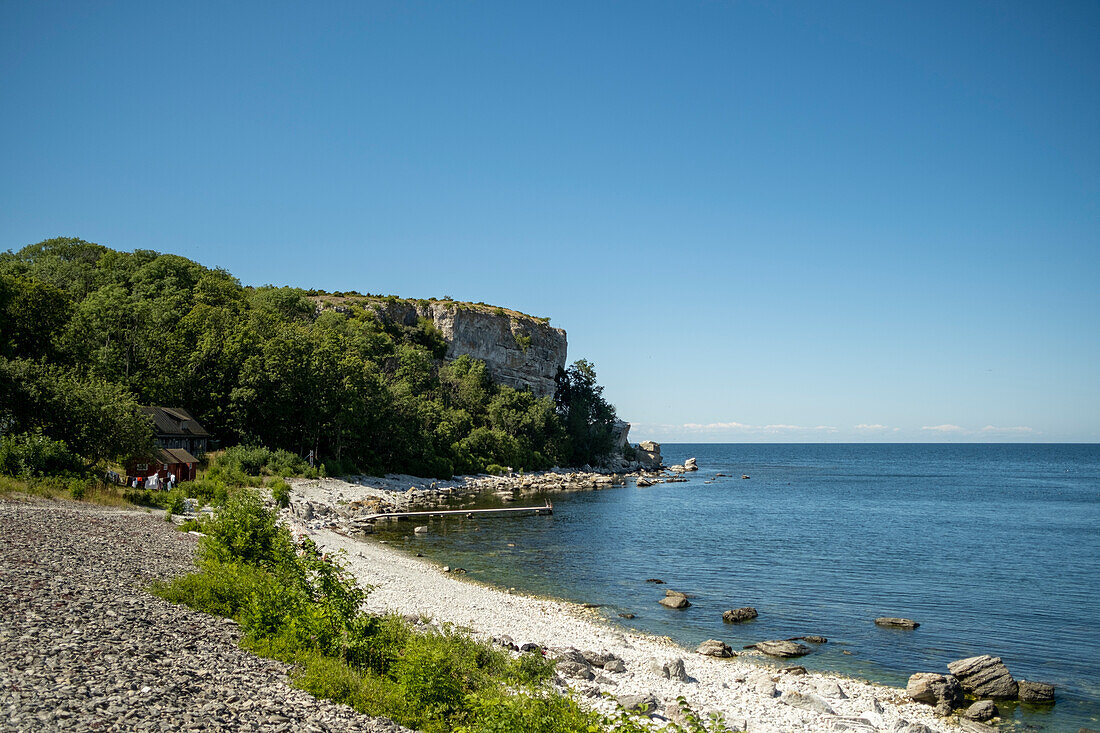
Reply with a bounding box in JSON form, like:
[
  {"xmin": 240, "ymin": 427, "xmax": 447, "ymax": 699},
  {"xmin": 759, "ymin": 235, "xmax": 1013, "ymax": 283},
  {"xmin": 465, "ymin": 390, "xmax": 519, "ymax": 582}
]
[{"xmin": 373, "ymin": 444, "xmax": 1100, "ymax": 731}]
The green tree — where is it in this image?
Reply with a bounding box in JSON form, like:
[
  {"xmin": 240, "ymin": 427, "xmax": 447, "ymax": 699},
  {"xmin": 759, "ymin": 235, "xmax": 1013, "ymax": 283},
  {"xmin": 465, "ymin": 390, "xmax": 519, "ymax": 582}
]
[{"xmin": 555, "ymin": 359, "xmax": 618, "ymax": 466}]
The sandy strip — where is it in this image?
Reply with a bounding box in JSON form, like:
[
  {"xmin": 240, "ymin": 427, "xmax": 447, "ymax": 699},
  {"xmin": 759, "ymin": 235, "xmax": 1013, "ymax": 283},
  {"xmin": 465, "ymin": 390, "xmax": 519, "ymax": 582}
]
[{"xmin": 294, "ymin": 521, "xmax": 955, "ymax": 733}]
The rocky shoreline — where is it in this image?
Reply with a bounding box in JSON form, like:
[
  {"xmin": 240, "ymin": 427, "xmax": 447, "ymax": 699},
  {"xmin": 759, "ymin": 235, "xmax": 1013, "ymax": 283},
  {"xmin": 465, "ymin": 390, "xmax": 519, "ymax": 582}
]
[
  {"xmin": 0, "ymin": 498, "xmax": 408, "ymax": 733},
  {"xmin": 297, "ymin": 515, "xmax": 961, "ymax": 733},
  {"xmin": 281, "ymin": 466, "xmax": 1068, "ymax": 732}
]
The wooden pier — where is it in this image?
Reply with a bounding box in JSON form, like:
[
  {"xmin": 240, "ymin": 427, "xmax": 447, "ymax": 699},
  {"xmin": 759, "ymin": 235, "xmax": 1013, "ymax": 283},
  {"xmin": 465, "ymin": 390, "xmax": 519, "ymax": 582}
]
[{"xmin": 354, "ymin": 500, "xmax": 553, "ymax": 523}]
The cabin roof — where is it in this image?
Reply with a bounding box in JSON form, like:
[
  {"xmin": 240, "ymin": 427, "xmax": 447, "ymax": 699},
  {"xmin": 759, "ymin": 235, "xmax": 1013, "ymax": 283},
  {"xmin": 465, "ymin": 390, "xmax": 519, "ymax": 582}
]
[
  {"xmin": 141, "ymin": 406, "xmax": 211, "ymax": 438},
  {"xmin": 154, "ymin": 447, "xmax": 199, "ymax": 465}
]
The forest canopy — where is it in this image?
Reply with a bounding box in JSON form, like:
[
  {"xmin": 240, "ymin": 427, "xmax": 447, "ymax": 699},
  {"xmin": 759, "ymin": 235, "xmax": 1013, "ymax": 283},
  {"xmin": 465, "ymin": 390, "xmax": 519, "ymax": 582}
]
[{"xmin": 0, "ymin": 237, "xmax": 620, "ymax": 478}]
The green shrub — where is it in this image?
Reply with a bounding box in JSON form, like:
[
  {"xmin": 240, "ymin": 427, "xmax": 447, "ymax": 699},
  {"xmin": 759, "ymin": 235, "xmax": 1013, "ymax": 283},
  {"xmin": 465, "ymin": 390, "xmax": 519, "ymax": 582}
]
[
  {"xmin": 124, "ymin": 488, "xmax": 165, "ymax": 508},
  {"xmin": 0, "ymin": 431, "xmax": 82, "ymax": 477},
  {"xmin": 270, "ymin": 478, "xmax": 291, "ymax": 508},
  {"xmin": 151, "ymin": 559, "xmax": 273, "ymax": 618},
  {"xmin": 179, "ymin": 477, "xmax": 230, "ymax": 506},
  {"xmin": 165, "ymin": 487, "xmax": 187, "ymax": 514},
  {"xmin": 456, "ymin": 689, "xmax": 601, "ymax": 733}
]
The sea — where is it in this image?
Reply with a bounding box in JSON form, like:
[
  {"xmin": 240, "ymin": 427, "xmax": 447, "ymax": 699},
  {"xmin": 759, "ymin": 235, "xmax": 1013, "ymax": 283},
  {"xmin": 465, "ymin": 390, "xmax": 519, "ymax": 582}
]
[{"xmin": 371, "ymin": 444, "xmax": 1100, "ymax": 731}]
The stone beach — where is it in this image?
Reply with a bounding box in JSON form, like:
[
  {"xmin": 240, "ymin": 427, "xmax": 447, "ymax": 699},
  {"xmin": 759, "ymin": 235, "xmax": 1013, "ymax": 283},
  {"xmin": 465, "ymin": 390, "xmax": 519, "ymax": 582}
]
[{"xmin": 0, "ymin": 498, "xmax": 408, "ymax": 733}]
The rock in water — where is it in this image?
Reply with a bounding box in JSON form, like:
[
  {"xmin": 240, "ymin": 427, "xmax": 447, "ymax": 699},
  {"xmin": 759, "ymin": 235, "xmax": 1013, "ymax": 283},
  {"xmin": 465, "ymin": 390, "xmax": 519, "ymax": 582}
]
[
  {"xmin": 696, "ymin": 639, "xmax": 734, "ymax": 657},
  {"xmin": 750, "ymin": 640, "xmax": 812, "ymax": 658},
  {"xmin": 962, "ymin": 700, "xmax": 998, "ymax": 722},
  {"xmin": 906, "ymin": 672, "xmax": 964, "ymax": 711},
  {"xmin": 947, "ymin": 655, "xmax": 1018, "ymax": 700},
  {"xmin": 722, "ymin": 607, "xmax": 758, "ymax": 623},
  {"xmin": 659, "ymin": 593, "xmax": 691, "ymax": 609},
  {"xmin": 1017, "ymin": 679, "xmax": 1055, "ymax": 703},
  {"xmin": 874, "ymin": 617, "xmax": 920, "ymax": 629},
  {"xmin": 684, "ymin": 457, "xmax": 698, "ymax": 471},
  {"xmin": 413, "ymin": 525, "xmax": 427, "ymax": 534},
  {"xmin": 790, "ymin": 635, "xmax": 828, "ymax": 644}
]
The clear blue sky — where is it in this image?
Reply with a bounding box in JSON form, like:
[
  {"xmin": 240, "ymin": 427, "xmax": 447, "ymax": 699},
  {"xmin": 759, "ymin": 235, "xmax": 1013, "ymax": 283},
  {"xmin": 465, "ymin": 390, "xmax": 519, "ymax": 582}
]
[{"xmin": 3, "ymin": 1, "xmax": 1098, "ymax": 442}]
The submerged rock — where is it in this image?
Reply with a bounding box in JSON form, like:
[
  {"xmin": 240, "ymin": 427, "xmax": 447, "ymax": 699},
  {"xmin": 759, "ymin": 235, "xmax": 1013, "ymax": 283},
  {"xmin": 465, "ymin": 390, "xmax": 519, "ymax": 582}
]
[
  {"xmin": 749, "ymin": 640, "xmax": 812, "ymax": 658},
  {"xmin": 790, "ymin": 635, "xmax": 828, "ymax": 644},
  {"xmin": 947, "ymin": 655, "xmax": 1018, "ymax": 700},
  {"xmin": 962, "ymin": 700, "xmax": 998, "ymax": 722},
  {"xmin": 874, "ymin": 617, "xmax": 920, "ymax": 629}
]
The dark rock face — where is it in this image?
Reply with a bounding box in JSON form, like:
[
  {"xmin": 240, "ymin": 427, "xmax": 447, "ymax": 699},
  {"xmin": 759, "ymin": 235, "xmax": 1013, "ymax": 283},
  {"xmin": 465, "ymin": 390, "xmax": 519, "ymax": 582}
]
[
  {"xmin": 750, "ymin": 640, "xmax": 812, "ymax": 658},
  {"xmin": 1017, "ymin": 679, "xmax": 1055, "ymax": 703},
  {"xmin": 874, "ymin": 617, "xmax": 920, "ymax": 629},
  {"xmin": 906, "ymin": 672, "xmax": 964, "ymax": 713},
  {"xmin": 947, "ymin": 655, "xmax": 1019, "ymax": 700},
  {"xmin": 722, "ymin": 607, "xmax": 758, "ymax": 623}
]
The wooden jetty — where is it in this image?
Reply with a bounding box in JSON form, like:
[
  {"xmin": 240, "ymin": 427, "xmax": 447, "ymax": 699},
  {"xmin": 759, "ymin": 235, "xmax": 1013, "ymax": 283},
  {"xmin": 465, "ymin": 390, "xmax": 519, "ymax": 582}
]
[{"xmin": 354, "ymin": 500, "xmax": 553, "ymax": 523}]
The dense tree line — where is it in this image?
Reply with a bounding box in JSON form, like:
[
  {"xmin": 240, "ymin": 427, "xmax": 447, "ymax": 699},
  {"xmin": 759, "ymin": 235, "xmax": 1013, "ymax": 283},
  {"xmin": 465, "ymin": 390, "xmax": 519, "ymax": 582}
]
[{"xmin": 0, "ymin": 237, "xmax": 619, "ymax": 477}]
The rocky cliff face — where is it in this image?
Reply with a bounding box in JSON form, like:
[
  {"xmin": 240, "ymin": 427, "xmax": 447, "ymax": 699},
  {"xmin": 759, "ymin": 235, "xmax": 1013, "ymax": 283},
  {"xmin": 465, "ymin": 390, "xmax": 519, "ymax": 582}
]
[{"xmin": 369, "ymin": 300, "xmax": 567, "ymax": 397}]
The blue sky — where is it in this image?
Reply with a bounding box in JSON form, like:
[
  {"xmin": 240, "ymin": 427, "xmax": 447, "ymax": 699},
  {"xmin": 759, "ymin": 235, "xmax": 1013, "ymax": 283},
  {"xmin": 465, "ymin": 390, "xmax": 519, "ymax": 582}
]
[{"xmin": 2, "ymin": 1, "xmax": 1098, "ymax": 442}]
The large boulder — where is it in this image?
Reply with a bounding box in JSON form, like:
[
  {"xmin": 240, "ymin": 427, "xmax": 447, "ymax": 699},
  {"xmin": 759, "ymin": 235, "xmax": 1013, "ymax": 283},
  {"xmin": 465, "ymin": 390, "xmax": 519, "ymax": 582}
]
[
  {"xmin": 1017, "ymin": 679, "xmax": 1055, "ymax": 703},
  {"xmin": 723, "ymin": 607, "xmax": 758, "ymax": 623},
  {"xmin": 696, "ymin": 639, "xmax": 734, "ymax": 658},
  {"xmin": 750, "ymin": 640, "xmax": 812, "ymax": 658},
  {"xmin": 947, "ymin": 655, "xmax": 1018, "ymax": 700},
  {"xmin": 906, "ymin": 672, "xmax": 964, "ymax": 714},
  {"xmin": 684, "ymin": 457, "xmax": 698, "ymax": 471}
]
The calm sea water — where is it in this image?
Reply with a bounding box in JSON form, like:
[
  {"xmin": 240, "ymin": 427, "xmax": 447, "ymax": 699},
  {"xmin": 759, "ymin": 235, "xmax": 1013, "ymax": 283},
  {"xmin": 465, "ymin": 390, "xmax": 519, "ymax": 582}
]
[{"xmin": 372, "ymin": 444, "xmax": 1100, "ymax": 731}]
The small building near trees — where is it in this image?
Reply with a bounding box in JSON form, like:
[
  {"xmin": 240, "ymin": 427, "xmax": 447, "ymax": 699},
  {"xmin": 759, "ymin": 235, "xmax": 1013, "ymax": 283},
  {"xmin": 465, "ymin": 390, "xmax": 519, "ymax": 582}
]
[{"xmin": 125, "ymin": 407, "xmax": 211, "ymax": 487}]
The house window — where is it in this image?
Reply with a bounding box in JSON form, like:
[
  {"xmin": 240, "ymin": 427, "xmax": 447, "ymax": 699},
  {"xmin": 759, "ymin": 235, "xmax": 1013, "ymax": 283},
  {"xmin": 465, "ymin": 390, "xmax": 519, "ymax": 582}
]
[{"xmin": 136, "ymin": 463, "xmax": 148, "ymax": 471}]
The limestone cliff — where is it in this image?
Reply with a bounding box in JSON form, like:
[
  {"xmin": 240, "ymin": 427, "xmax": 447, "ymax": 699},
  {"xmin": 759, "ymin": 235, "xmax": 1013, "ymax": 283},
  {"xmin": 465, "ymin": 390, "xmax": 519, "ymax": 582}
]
[{"xmin": 323, "ymin": 297, "xmax": 568, "ymax": 397}]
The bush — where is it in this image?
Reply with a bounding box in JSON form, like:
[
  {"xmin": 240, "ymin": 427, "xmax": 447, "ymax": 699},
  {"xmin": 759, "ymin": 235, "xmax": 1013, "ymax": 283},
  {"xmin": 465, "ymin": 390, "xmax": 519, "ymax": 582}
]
[
  {"xmin": 0, "ymin": 431, "xmax": 82, "ymax": 477},
  {"xmin": 178, "ymin": 477, "xmax": 230, "ymax": 507},
  {"xmin": 208, "ymin": 445, "xmax": 311, "ymax": 486},
  {"xmin": 271, "ymin": 478, "xmax": 291, "ymax": 508}
]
